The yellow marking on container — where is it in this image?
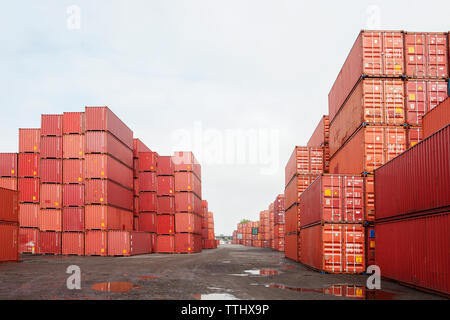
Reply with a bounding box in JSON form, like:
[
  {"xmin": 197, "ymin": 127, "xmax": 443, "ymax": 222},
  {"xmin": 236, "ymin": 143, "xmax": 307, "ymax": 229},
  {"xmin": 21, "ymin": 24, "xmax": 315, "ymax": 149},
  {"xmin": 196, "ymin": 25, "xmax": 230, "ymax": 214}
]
[
  {"xmin": 394, "ymin": 64, "xmax": 401, "ymax": 70},
  {"xmin": 169, "ymin": 229, "xmax": 172, "ymax": 233},
  {"xmin": 409, "ymin": 94, "xmax": 416, "ymax": 101},
  {"xmin": 187, "ymin": 185, "xmax": 191, "ymax": 190},
  {"xmin": 101, "ymin": 171, "xmax": 104, "ymax": 176},
  {"xmin": 101, "ymin": 222, "xmax": 105, "ymax": 227},
  {"xmin": 100, "ymin": 197, "xmax": 104, "ymax": 202},
  {"xmin": 150, "ymin": 166, "xmax": 154, "ymax": 170},
  {"xmin": 32, "ymin": 196, "xmax": 36, "ymax": 200},
  {"xmin": 55, "ymin": 202, "xmax": 59, "ymax": 206},
  {"xmin": 356, "ymin": 289, "xmax": 363, "ymax": 296},
  {"xmin": 355, "ymin": 256, "xmax": 362, "ymax": 263},
  {"xmin": 408, "ymin": 47, "xmax": 415, "ymax": 54},
  {"xmin": 78, "ymin": 177, "xmax": 82, "ymax": 182},
  {"xmin": 79, "ymin": 151, "xmax": 82, "ymax": 155},
  {"xmin": 169, "ymin": 190, "xmax": 173, "ymax": 194},
  {"xmin": 324, "ymin": 189, "xmax": 331, "ymax": 196},
  {"xmin": 101, "ymin": 248, "xmax": 105, "ymax": 253},
  {"xmin": 187, "ymin": 206, "xmax": 191, "ymax": 210},
  {"xmin": 370, "ymin": 241, "xmax": 375, "ymax": 248},
  {"xmin": 33, "ymin": 171, "xmax": 37, "ymax": 176},
  {"xmin": 33, "ymin": 146, "xmax": 37, "ymax": 150},
  {"xmin": 188, "ymin": 248, "xmax": 191, "ymax": 251},
  {"xmin": 123, "ymin": 250, "xmax": 127, "ymax": 254},
  {"xmin": 187, "ymin": 165, "xmax": 191, "ymax": 169},
  {"xmin": 411, "ymin": 142, "xmax": 417, "ymax": 147},
  {"xmin": 11, "ymin": 170, "xmax": 15, "ymax": 174}
]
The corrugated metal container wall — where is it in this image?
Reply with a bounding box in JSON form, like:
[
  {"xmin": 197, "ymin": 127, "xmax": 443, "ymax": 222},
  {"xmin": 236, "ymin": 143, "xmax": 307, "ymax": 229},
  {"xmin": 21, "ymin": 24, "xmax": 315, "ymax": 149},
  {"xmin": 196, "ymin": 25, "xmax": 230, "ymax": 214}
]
[
  {"xmin": 85, "ymin": 154, "xmax": 133, "ymax": 190},
  {"xmin": 39, "ymin": 231, "xmax": 61, "ymax": 255},
  {"xmin": 0, "ymin": 187, "xmax": 19, "ymax": 223},
  {"xmin": 0, "ymin": 222, "xmax": 19, "ymax": 262},
  {"xmin": 156, "ymin": 235, "xmax": 175, "ymax": 253},
  {"xmin": 157, "ymin": 196, "xmax": 175, "ymax": 214},
  {"xmin": 108, "ymin": 231, "xmax": 152, "ymax": 256},
  {"xmin": 0, "ymin": 153, "xmax": 17, "ymax": 177},
  {"xmin": 284, "ymin": 233, "xmax": 299, "ymax": 262},
  {"xmin": 307, "ymin": 115, "xmax": 330, "ymax": 148},
  {"xmin": 285, "ymin": 204, "xmax": 300, "ymax": 234},
  {"xmin": 284, "ymin": 175, "xmax": 316, "ymax": 210},
  {"xmin": 85, "ymin": 106, "xmax": 134, "ymax": 150},
  {"xmin": 18, "ymin": 178, "xmax": 39, "ymax": 203},
  {"xmin": 40, "ymin": 159, "xmax": 62, "ymax": 183},
  {"xmin": 63, "ymin": 134, "xmax": 85, "ymax": 159},
  {"xmin": 138, "ymin": 212, "xmax": 156, "ymax": 232},
  {"xmin": 173, "ymin": 151, "xmax": 201, "ymax": 180},
  {"xmin": 40, "ymin": 136, "xmax": 63, "ymax": 159},
  {"xmin": 139, "ymin": 192, "xmax": 157, "ymax": 212},
  {"xmin": 40, "ymin": 184, "xmax": 62, "ymax": 209},
  {"xmin": 62, "ymin": 159, "xmax": 84, "ymax": 184},
  {"xmin": 85, "ymin": 131, "xmax": 133, "ymax": 168},
  {"xmin": 328, "ymin": 30, "xmax": 404, "ymax": 122},
  {"xmin": 374, "ymin": 124, "xmax": 450, "ymax": 221},
  {"xmin": 0, "ymin": 178, "xmax": 17, "ymax": 191},
  {"xmin": 138, "ymin": 172, "xmax": 157, "ymax": 192},
  {"xmin": 41, "ymin": 114, "xmax": 63, "ymax": 136},
  {"xmin": 63, "ymin": 112, "xmax": 85, "ymax": 134},
  {"xmin": 62, "ymin": 232, "xmax": 84, "ymax": 255},
  {"xmin": 38, "ymin": 209, "xmax": 62, "ymax": 231},
  {"xmin": 62, "ymin": 207, "xmax": 84, "ymax": 232},
  {"xmin": 138, "ymin": 152, "xmax": 158, "ymax": 172},
  {"xmin": 133, "ymin": 138, "xmax": 152, "ymax": 158},
  {"xmin": 62, "ymin": 184, "xmax": 84, "ymax": 207},
  {"xmin": 175, "ymin": 233, "xmax": 202, "ymax": 253},
  {"xmin": 174, "ymin": 192, "xmax": 201, "ymax": 215},
  {"xmin": 174, "ymin": 172, "xmax": 201, "ymax": 197},
  {"xmin": 19, "ymin": 203, "xmax": 39, "ymax": 227},
  {"xmin": 407, "ymin": 127, "xmax": 423, "ymax": 148},
  {"xmin": 157, "ymin": 215, "xmax": 175, "ymax": 234},
  {"xmin": 18, "ymin": 154, "xmax": 39, "ymax": 178},
  {"xmin": 285, "ymin": 147, "xmax": 323, "ymax": 186},
  {"xmin": 85, "ymin": 205, "xmax": 132, "ymax": 231},
  {"xmin": 85, "ymin": 230, "xmax": 108, "ymax": 256},
  {"xmin": 175, "ymin": 213, "xmax": 200, "ymax": 234},
  {"xmin": 156, "ymin": 156, "xmax": 174, "ymax": 175},
  {"xmin": 19, "ymin": 129, "xmax": 40, "ymax": 153},
  {"xmin": 157, "ymin": 176, "xmax": 174, "ymax": 196},
  {"xmin": 423, "ymin": 97, "xmax": 450, "ymax": 138},
  {"xmin": 19, "ymin": 227, "xmax": 39, "ymax": 254},
  {"xmin": 85, "ymin": 179, "xmax": 133, "ymax": 211},
  {"xmin": 375, "ymin": 212, "xmax": 449, "ymax": 296}
]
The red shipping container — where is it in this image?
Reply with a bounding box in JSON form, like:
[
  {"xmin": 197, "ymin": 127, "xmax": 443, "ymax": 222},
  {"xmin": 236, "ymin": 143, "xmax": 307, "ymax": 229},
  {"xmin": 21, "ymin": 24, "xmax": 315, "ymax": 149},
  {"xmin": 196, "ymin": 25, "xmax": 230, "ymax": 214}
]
[
  {"xmin": 40, "ymin": 184, "xmax": 62, "ymax": 209},
  {"xmin": 63, "ymin": 134, "xmax": 85, "ymax": 159},
  {"xmin": 285, "ymin": 204, "xmax": 300, "ymax": 235},
  {"xmin": 423, "ymin": 97, "xmax": 450, "ymax": 138},
  {"xmin": 376, "ymin": 212, "xmax": 449, "ymax": 296},
  {"xmin": 404, "ymin": 32, "xmax": 448, "ymax": 79},
  {"xmin": 63, "ymin": 207, "xmax": 84, "ymax": 232},
  {"xmin": 40, "ymin": 136, "xmax": 63, "ymax": 159},
  {"xmin": 133, "ymin": 139, "xmax": 152, "ymax": 158},
  {"xmin": 0, "ymin": 187, "xmax": 19, "ymax": 223},
  {"xmin": 285, "ymin": 233, "xmax": 299, "ymax": 262},
  {"xmin": 365, "ymin": 176, "xmax": 375, "ymax": 222},
  {"xmin": 285, "ymin": 147, "xmax": 323, "ymax": 186},
  {"xmin": 157, "ymin": 215, "xmax": 175, "ymax": 235},
  {"xmin": 307, "ymin": 115, "xmax": 330, "ymax": 147},
  {"xmin": 138, "ymin": 172, "xmax": 157, "ymax": 192},
  {"xmin": 274, "ymin": 194, "xmax": 285, "ymax": 225},
  {"xmin": 39, "ymin": 231, "xmax": 62, "ymax": 254},
  {"xmin": 18, "ymin": 178, "xmax": 39, "ymax": 203},
  {"xmin": 201, "ymin": 227, "xmax": 208, "ymax": 239},
  {"xmin": 39, "ymin": 209, "xmax": 62, "ymax": 231},
  {"xmin": 156, "ymin": 235, "xmax": 175, "ymax": 253},
  {"xmin": 174, "ymin": 172, "xmax": 201, "ymax": 197},
  {"xmin": 63, "ymin": 112, "xmax": 85, "ymax": 134},
  {"xmin": 85, "ymin": 179, "xmax": 133, "ymax": 211},
  {"xmin": 157, "ymin": 156, "xmax": 174, "ymax": 175},
  {"xmin": 299, "ymin": 175, "xmax": 364, "ymax": 227},
  {"xmin": 329, "ymin": 78, "xmax": 405, "ymax": 157},
  {"xmin": 63, "ymin": 184, "xmax": 84, "ymax": 207},
  {"xmin": 375, "ymin": 124, "xmax": 449, "ymax": 221},
  {"xmin": 19, "ymin": 129, "xmax": 40, "ymax": 153},
  {"xmin": 284, "ymin": 175, "xmax": 316, "ymax": 211},
  {"xmin": 85, "ymin": 154, "xmax": 133, "ymax": 190},
  {"xmin": 300, "ymin": 223, "xmax": 365, "ymax": 274},
  {"xmin": 174, "ymin": 192, "xmax": 201, "ymax": 215},
  {"xmin": 175, "ymin": 213, "xmax": 199, "ymax": 234},
  {"xmin": 108, "ymin": 231, "xmax": 152, "ymax": 256},
  {"xmin": 19, "ymin": 227, "xmax": 39, "ymax": 254},
  {"xmin": 157, "ymin": 176, "xmax": 174, "ymax": 196},
  {"xmin": 85, "ymin": 230, "xmax": 108, "ymax": 256},
  {"xmin": 85, "ymin": 205, "xmax": 133, "ymax": 231},
  {"xmin": 139, "ymin": 192, "xmax": 157, "ymax": 212},
  {"xmin": 63, "ymin": 159, "xmax": 84, "ymax": 184},
  {"xmin": 173, "ymin": 151, "xmax": 201, "ymax": 180},
  {"xmin": 138, "ymin": 152, "xmax": 158, "ymax": 172},
  {"xmin": 157, "ymin": 196, "xmax": 175, "ymax": 214},
  {"xmin": 40, "ymin": 159, "xmax": 62, "ymax": 183},
  {"xmin": 328, "ymin": 31, "xmax": 404, "ymax": 122},
  {"xmin": 41, "ymin": 114, "xmax": 63, "ymax": 136},
  {"xmin": 0, "ymin": 153, "xmax": 17, "ymax": 177},
  {"xmin": 19, "ymin": 203, "xmax": 39, "ymax": 228},
  {"xmin": 407, "ymin": 127, "xmax": 423, "ymax": 148},
  {"xmin": 85, "ymin": 131, "xmax": 133, "ymax": 168},
  {"xmin": 85, "ymin": 106, "xmax": 134, "ymax": 150},
  {"xmin": 133, "ymin": 216, "xmax": 139, "ymax": 231},
  {"xmin": 139, "ymin": 212, "xmax": 157, "ymax": 232},
  {"xmin": 0, "ymin": 222, "xmax": 19, "ymax": 262},
  {"xmin": 175, "ymin": 233, "xmax": 202, "ymax": 253},
  {"xmin": 0, "ymin": 178, "xmax": 17, "ymax": 191},
  {"xmin": 329, "ymin": 125, "xmax": 407, "ymax": 175},
  {"xmin": 62, "ymin": 232, "xmax": 84, "ymax": 255},
  {"xmin": 18, "ymin": 153, "xmax": 39, "ymax": 178}
]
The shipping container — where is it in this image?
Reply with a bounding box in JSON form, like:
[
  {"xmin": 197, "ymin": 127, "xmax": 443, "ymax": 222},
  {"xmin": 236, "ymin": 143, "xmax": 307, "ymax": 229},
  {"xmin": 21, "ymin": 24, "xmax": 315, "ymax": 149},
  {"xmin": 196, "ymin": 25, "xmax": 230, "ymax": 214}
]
[
  {"xmin": 329, "ymin": 125, "xmax": 407, "ymax": 175},
  {"xmin": 108, "ymin": 231, "xmax": 152, "ymax": 256},
  {"xmin": 63, "ymin": 112, "xmax": 85, "ymax": 134},
  {"xmin": 173, "ymin": 151, "xmax": 201, "ymax": 180},
  {"xmin": 329, "ymin": 78, "xmax": 405, "ymax": 157},
  {"xmin": 157, "ymin": 196, "xmax": 175, "ymax": 214},
  {"xmin": 63, "ymin": 134, "xmax": 85, "ymax": 159},
  {"xmin": 40, "ymin": 159, "xmax": 62, "ymax": 183},
  {"xmin": 274, "ymin": 194, "xmax": 285, "ymax": 225},
  {"xmin": 174, "ymin": 192, "xmax": 201, "ymax": 215},
  {"xmin": 0, "ymin": 177, "xmax": 17, "ymax": 191},
  {"xmin": 175, "ymin": 213, "xmax": 200, "ymax": 234},
  {"xmin": 375, "ymin": 212, "xmax": 449, "ymax": 296},
  {"xmin": 156, "ymin": 235, "xmax": 175, "ymax": 253},
  {"xmin": 41, "ymin": 114, "xmax": 63, "ymax": 136},
  {"xmin": 19, "ymin": 203, "xmax": 39, "ymax": 228},
  {"xmin": 175, "ymin": 233, "xmax": 202, "ymax": 253},
  {"xmin": 62, "ymin": 207, "xmax": 84, "ymax": 232},
  {"xmin": 40, "ymin": 184, "xmax": 62, "ymax": 209},
  {"xmin": 0, "ymin": 222, "xmax": 19, "ymax": 262},
  {"xmin": 423, "ymin": 97, "xmax": 450, "ymax": 138},
  {"xmin": 300, "ymin": 223, "xmax": 365, "ymax": 274},
  {"xmin": 38, "ymin": 209, "xmax": 62, "ymax": 231},
  {"xmin": 18, "ymin": 153, "xmax": 39, "ymax": 178},
  {"xmin": 19, "ymin": 129, "xmax": 40, "ymax": 153},
  {"xmin": 157, "ymin": 156, "xmax": 174, "ymax": 176},
  {"xmin": 39, "ymin": 231, "xmax": 62, "ymax": 255},
  {"xmin": 285, "ymin": 204, "xmax": 300, "ymax": 234},
  {"xmin": 138, "ymin": 152, "xmax": 158, "ymax": 172},
  {"xmin": 284, "ymin": 175, "xmax": 316, "ymax": 210},
  {"xmin": 133, "ymin": 139, "xmax": 152, "ymax": 158},
  {"xmin": 365, "ymin": 176, "xmax": 375, "ymax": 222},
  {"xmin": 0, "ymin": 153, "xmax": 17, "ymax": 177},
  {"xmin": 365, "ymin": 226, "xmax": 376, "ymax": 266},
  {"xmin": 19, "ymin": 227, "xmax": 39, "ymax": 254},
  {"xmin": 307, "ymin": 116, "xmax": 330, "ymax": 148},
  {"xmin": 329, "ymin": 30, "xmax": 404, "ymax": 122},
  {"xmin": 18, "ymin": 178, "xmax": 39, "ymax": 203},
  {"xmin": 85, "ymin": 179, "xmax": 133, "ymax": 211},
  {"xmin": 85, "ymin": 154, "xmax": 133, "ymax": 190},
  {"xmin": 174, "ymin": 172, "xmax": 201, "ymax": 197},
  {"xmin": 139, "ymin": 192, "xmax": 157, "ymax": 212},
  {"xmin": 85, "ymin": 230, "xmax": 108, "ymax": 256},
  {"xmin": 138, "ymin": 172, "xmax": 157, "ymax": 192},
  {"xmin": 63, "ymin": 159, "xmax": 84, "ymax": 184},
  {"xmin": 62, "ymin": 232, "xmax": 84, "ymax": 256},
  {"xmin": 85, "ymin": 131, "xmax": 133, "ymax": 168},
  {"xmin": 85, "ymin": 205, "xmax": 133, "ymax": 231},
  {"xmin": 40, "ymin": 136, "xmax": 63, "ymax": 159},
  {"xmin": 285, "ymin": 233, "xmax": 299, "ymax": 262},
  {"xmin": 138, "ymin": 212, "xmax": 157, "ymax": 233},
  {"xmin": 0, "ymin": 187, "xmax": 19, "ymax": 223},
  {"xmin": 157, "ymin": 215, "xmax": 175, "ymax": 235},
  {"xmin": 285, "ymin": 147, "xmax": 323, "ymax": 186},
  {"xmin": 157, "ymin": 176, "xmax": 174, "ymax": 196},
  {"xmin": 62, "ymin": 184, "xmax": 84, "ymax": 207},
  {"xmin": 374, "ymin": 124, "xmax": 449, "ymax": 221},
  {"xmin": 407, "ymin": 126, "xmax": 423, "ymax": 148}
]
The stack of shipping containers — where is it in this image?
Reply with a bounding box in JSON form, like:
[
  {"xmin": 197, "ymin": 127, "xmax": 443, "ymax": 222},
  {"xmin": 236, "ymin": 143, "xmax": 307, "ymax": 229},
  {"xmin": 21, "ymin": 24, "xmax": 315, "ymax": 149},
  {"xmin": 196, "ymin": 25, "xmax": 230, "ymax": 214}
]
[
  {"xmin": 260, "ymin": 210, "xmax": 269, "ymax": 248},
  {"xmin": 0, "ymin": 187, "xmax": 19, "ymax": 262},
  {"xmin": 273, "ymin": 195, "xmax": 285, "ymax": 252},
  {"xmin": 0, "ymin": 153, "xmax": 18, "ymax": 190},
  {"xmin": 268, "ymin": 203, "xmax": 275, "ymax": 249},
  {"xmin": 203, "ymin": 211, "xmax": 217, "ymax": 249}
]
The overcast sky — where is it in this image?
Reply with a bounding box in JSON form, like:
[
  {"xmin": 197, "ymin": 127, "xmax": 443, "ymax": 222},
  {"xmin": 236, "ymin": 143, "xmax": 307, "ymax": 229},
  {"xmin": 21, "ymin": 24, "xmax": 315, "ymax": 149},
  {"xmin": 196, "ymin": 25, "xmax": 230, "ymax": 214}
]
[{"xmin": 1, "ymin": 1, "xmax": 449, "ymax": 235}]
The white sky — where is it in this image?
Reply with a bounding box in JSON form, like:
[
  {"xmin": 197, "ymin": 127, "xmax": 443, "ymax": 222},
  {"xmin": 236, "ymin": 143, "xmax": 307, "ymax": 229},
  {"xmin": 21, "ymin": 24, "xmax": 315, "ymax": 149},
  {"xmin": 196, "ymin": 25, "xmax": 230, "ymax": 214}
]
[{"xmin": 1, "ymin": 1, "xmax": 449, "ymax": 235}]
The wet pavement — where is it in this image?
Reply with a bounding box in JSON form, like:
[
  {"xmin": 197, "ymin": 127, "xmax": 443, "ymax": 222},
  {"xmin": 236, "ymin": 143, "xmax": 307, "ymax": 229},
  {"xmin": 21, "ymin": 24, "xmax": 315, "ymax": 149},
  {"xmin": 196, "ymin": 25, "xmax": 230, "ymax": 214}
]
[{"xmin": 0, "ymin": 244, "xmax": 444, "ymax": 300}]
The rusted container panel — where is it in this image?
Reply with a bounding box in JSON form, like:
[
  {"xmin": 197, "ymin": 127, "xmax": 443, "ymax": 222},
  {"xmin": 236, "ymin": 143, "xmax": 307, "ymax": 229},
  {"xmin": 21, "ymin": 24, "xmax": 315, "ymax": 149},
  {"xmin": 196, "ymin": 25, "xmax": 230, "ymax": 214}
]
[
  {"xmin": 63, "ymin": 134, "xmax": 85, "ymax": 159},
  {"xmin": 63, "ymin": 112, "xmax": 85, "ymax": 134},
  {"xmin": 19, "ymin": 129, "xmax": 40, "ymax": 153},
  {"xmin": 62, "ymin": 232, "xmax": 84, "ymax": 256},
  {"xmin": 63, "ymin": 159, "xmax": 84, "ymax": 184},
  {"xmin": 38, "ymin": 209, "xmax": 62, "ymax": 231},
  {"xmin": 19, "ymin": 227, "xmax": 39, "ymax": 254},
  {"xmin": 173, "ymin": 151, "xmax": 201, "ymax": 181},
  {"xmin": 157, "ymin": 215, "xmax": 175, "ymax": 235},
  {"xmin": 175, "ymin": 233, "xmax": 202, "ymax": 253},
  {"xmin": 157, "ymin": 176, "xmax": 174, "ymax": 196},
  {"xmin": 300, "ymin": 223, "xmax": 365, "ymax": 274},
  {"xmin": 85, "ymin": 230, "xmax": 108, "ymax": 256},
  {"xmin": 40, "ymin": 184, "xmax": 62, "ymax": 209},
  {"xmin": 285, "ymin": 147, "xmax": 323, "ymax": 186},
  {"xmin": 174, "ymin": 192, "xmax": 201, "ymax": 215},
  {"xmin": 0, "ymin": 187, "xmax": 19, "ymax": 223},
  {"xmin": 85, "ymin": 205, "xmax": 132, "ymax": 231},
  {"xmin": 0, "ymin": 178, "xmax": 17, "ymax": 191},
  {"xmin": 85, "ymin": 131, "xmax": 133, "ymax": 168},
  {"xmin": 423, "ymin": 97, "xmax": 450, "ymax": 138},
  {"xmin": 139, "ymin": 192, "xmax": 157, "ymax": 212},
  {"xmin": 18, "ymin": 153, "xmax": 39, "ymax": 178},
  {"xmin": 63, "ymin": 184, "xmax": 84, "ymax": 207},
  {"xmin": 85, "ymin": 154, "xmax": 133, "ymax": 190},
  {"xmin": 85, "ymin": 179, "xmax": 133, "ymax": 211},
  {"xmin": 0, "ymin": 222, "xmax": 19, "ymax": 262},
  {"xmin": 62, "ymin": 207, "xmax": 84, "ymax": 232},
  {"xmin": 138, "ymin": 172, "xmax": 157, "ymax": 192},
  {"xmin": 284, "ymin": 175, "xmax": 316, "ymax": 211},
  {"xmin": 41, "ymin": 114, "xmax": 63, "ymax": 136},
  {"xmin": 0, "ymin": 153, "xmax": 18, "ymax": 177},
  {"xmin": 375, "ymin": 124, "xmax": 449, "ymax": 220},
  {"xmin": 85, "ymin": 106, "xmax": 134, "ymax": 150},
  {"xmin": 156, "ymin": 235, "xmax": 175, "ymax": 253},
  {"xmin": 39, "ymin": 231, "xmax": 62, "ymax": 255},
  {"xmin": 329, "ymin": 78, "xmax": 405, "ymax": 157},
  {"xmin": 19, "ymin": 203, "xmax": 39, "ymax": 228},
  {"xmin": 138, "ymin": 152, "xmax": 158, "ymax": 172},
  {"xmin": 329, "ymin": 125, "xmax": 407, "ymax": 175},
  {"xmin": 138, "ymin": 212, "xmax": 156, "ymax": 233},
  {"xmin": 18, "ymin": 178, "xmax": 39, "ymax": 203},
  {"xmin": 133, "ymin": 138, "xmax": 151, "ymax": 158},
  {"xmin": 156, "ymin": 156, "xmax": 174, "ymax": 176},
  {"xmin": 375, "ymin": 212, "xmax": 449, "ymax": 296},
  {"xmin": 157, "ymin": 196, "xmax": 175, "ymax": 214},
  {"xmin": 329, "ymin": 31, "xmax": 404, "ymax": 122},
  {"xmin": 40, "ymin": 136, "xmax": 63, "ymax": 159},
  {"xmin": 174, "ymin": 172, "xmax": 201, "ymax": 198},
  {"xmin": 40, "ymin": 159, "xmax": 62, "ymax": 183}
]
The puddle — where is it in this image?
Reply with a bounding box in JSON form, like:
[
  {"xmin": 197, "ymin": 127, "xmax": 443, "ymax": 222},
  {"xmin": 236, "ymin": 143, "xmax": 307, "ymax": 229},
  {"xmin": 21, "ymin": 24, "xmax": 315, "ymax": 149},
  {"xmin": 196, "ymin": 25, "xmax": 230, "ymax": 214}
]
[
  {"xmin": 194, "ymin": 293, "xmax": 239, "ymax": 300},
  {"xmin": 266, "ymin": 283, "xmax": 396, "ymax": 300},
  {"xmin": 91, "ymin": 282, "xmax": 139, "ymax": 293},
  {"xmin": 229, "ymin": 274, "xmax": 249, "ymax": 277},
  {"xmin": 140, "ymin": 276, "xmax": 159, "ymax": 280},
  {"xmin": 245, "ymin": 269, "xmax": 280, "ymax": 276}
]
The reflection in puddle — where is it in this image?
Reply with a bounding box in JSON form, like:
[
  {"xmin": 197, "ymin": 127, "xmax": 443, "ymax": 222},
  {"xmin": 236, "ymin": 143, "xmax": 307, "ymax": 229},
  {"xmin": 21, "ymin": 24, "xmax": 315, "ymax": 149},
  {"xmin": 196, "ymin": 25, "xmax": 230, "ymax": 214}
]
[
  {"xmin": 140, "ymin": 275, "xmax": 159, "ymax": 280},
  {"xmin": 195, "ymin": 293, "xmax": 239, "ymax": 300},
  {"xmin": 266, "ymin": 284, "xmax": 396, "ymax": 300},
  {"xmin": 245, "ymin": 269, "xmax": 280, "ymax": 276},
  {"xmin": 91, "ymin": 282, "xmax": 138, "ymax": 293}
]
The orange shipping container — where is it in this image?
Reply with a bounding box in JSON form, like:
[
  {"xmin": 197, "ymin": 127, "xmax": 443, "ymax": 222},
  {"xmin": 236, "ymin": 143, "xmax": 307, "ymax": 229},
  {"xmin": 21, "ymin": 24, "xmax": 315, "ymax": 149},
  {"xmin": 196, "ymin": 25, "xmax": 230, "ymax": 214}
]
[
  {"xmin": 284, "ymin": 175, "xmax": 316, "ymax": 210},
  {"xmin": 63, "ymin": 135, "xmax": 85, "ymax": 159},
  {"xmin": 0, "ymin": 177, "xmax": 17, "ymax": 191},
  {"xmin": 85, "ymin": 230, "xmax": 108, "ymax": 256},
  {"xmin": 19, "ymin": 203, "xmax": 39, "ymax": 228},
  {"xmin": 40, "ymin": 184, "xmax": 62, "ymax": 209},
  {"xmin": 18, "ymin": 154, "xmax": 39, "ymax": 178},
  {"xmin": 63, "ymin": 159, "xmax": 84, "ymax": 184},
  {"xmin": 284, "ymin": 233, "xmax": 299, "ymax": 262},
  {"xmin": 85, "ymin": 154, "xmax": 133, "ymax": 190},
  {"xmin": 285, "ymin": 147, "xmax": 323, "ymax": 186},
  {"xmin": 19, "ymin": 227, "xmax": 39, "ymax": 254},
  {"xmin": 0, "ymin": 222, "xmax": 19, "ymax": 262},
  {"xmin": 423, "ymin": 97, "xmax": 450, "ymax": 138},
  {"xmin": 85, "ymin": 205, "xmax": 133, "ymax": 231},
  {"xmin": 19, "ymin": 129, "xmax": 40, "ymax": 153},
  {"xmin": 38, "ymin": 209, "xmax": 62, "ymax": 231},
  {"xmin": 18, "ymin": 178, "xmax": 39, "ymax": 203},
  {"xmin": 62, "ymin": 232, "xmax": 84, "ymax": 256}
]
